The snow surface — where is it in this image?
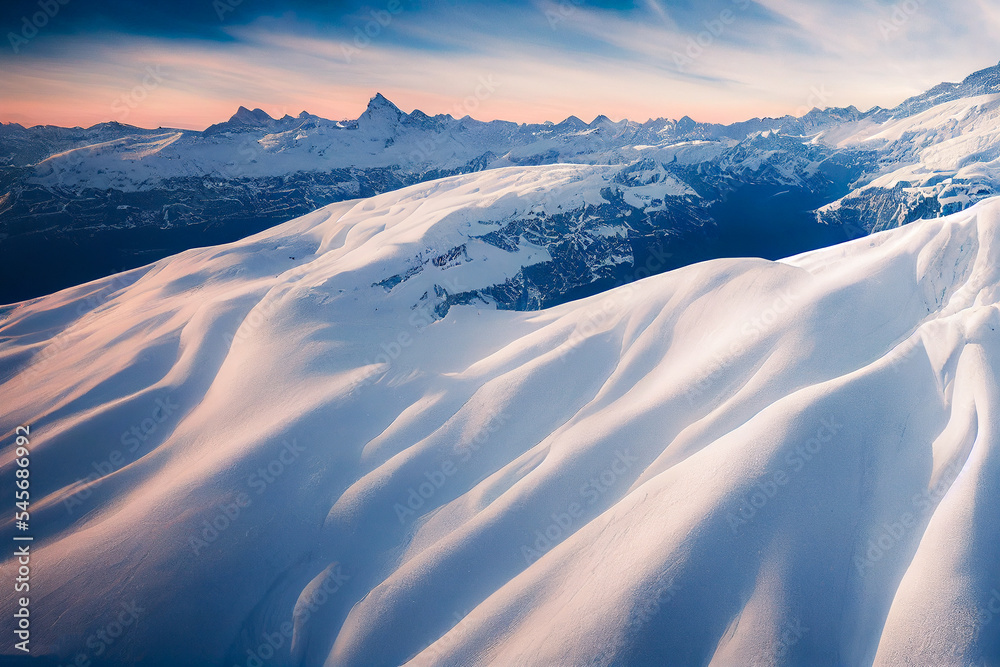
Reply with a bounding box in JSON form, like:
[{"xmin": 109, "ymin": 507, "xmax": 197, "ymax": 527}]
[
  {"xmin": 819, "ymin": 93, "xmax": 1000, "ymax": 225},
  {"xmin": 23, "ymin": 99, "xmax": 711, "ymax": 193},
  {"xmin": 2, "ymin": 165, "xmax": 1000, "ymax": 666}
]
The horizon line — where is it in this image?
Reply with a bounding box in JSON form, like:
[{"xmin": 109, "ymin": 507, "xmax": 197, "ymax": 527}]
[{"xmin": 0, "ymin": 95, "xmax": 885, "ymax": 134}]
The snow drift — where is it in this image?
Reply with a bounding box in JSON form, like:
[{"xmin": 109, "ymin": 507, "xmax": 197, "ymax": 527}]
[{"xmin": 1, "ymin": 165, "xmax": 999, "ymax": 666}]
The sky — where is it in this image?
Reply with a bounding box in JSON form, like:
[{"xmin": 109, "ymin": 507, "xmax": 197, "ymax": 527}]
[{"xmin": 1, "ymin": 0, "xmax": 1000, "ymax": 130}]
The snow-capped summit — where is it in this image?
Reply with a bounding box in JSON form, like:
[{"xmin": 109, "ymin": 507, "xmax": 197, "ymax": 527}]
[
  {"xmin": 2, "ymin": 165, "xmax": 999, "ymax": 665},
  {"xmin": 202, "ymin": 105, "xmax": 280, "ymax": 135},
  {"xmin": 588, "ymin": 114, "xmax": 626, "ymax": 134},
  {"xmin": 819, "ymin": 70, "xmax": 1000, "ymax": 233},
  {"xmin": 231, "ymin": 105, "xmax": 274, "ymax": 125},
  {"xmin": 888, "ymin": 60, "xmax": 1000, "ymax": 118},
  {"xmin": 554, "ymin": 115, "xmax": 588, "ymax": 131},
  {"xmin": 200, "ymin": 106, "xmax": 319, "ymax": 137},
  {"xmin": 366, "ymin": 91, "xmax": 400, "ymax": 111},
  {"xmin": 358, "ymin": 92, "xmax": 405, "ymax": 134},
  {"xmin": 7, "ymin": 60, "xmax": 1000, "ymax": 305}
]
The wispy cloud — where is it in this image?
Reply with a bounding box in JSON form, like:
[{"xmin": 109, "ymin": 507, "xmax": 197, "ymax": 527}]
[{"xmin": 1, "ymin": 0, "xmax": 998, "ymax": 129}]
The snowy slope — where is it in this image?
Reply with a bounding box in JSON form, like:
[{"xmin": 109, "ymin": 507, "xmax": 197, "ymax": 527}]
[
  {"xmin": 5, "ymin": 92, "xmax": 866, "ymax": 304},
  {"xmin": 818, "ymin": 63, "xmax": 1000, "ymax": 231},
  {"xmin": 820, "ymin": 93, "xmax": 1000, "ymax": 225},
  {"xmin": 2, "ymin": 165, "xmax": 1000, "ymax": 666},
  {"xmin": 13, "ymin": 91, "xmax": 843, "ymax": 193},
  {"xmin": 23, "ymin": 65, "xmax": 1000, "ymax": 305},
  {"xmin": 16, "ymin": 95, "xmax": 709, "ymax": 192},
  {"xmin": 4, "ymin": 62, "xmax": 1000, "ymax": 286}
]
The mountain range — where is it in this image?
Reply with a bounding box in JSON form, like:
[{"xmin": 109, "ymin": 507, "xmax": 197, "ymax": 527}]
[
  {"xmin": 5, "ymin": 59, "xmax": 1000, "ymax": 666},
  {"xmin": 4, "ymin": 61, "xmax": 1000, "ymax": 305}
]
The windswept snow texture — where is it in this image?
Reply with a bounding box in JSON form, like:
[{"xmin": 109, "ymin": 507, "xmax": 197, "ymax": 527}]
[{"xmin": 2, "ymin": 168, "xmax": 1000, "ymax": 666}]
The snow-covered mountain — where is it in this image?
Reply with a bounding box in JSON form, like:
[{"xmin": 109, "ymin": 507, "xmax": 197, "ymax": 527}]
[
  {"xmin": 0, "ymin": 95, "xmax": 872, "ymax": 304},
  {"xmin": 2, "ymin": 91, "xmax": 853, "ymax": 190},
  {"xmin": 2, "ymin": 165, "xmax": 999, "ymax": 666},
  {"xmin": 7, "ymin": 62, "xmax": 1000, "ymax": 307},
  {"xmin": 819, "ymin": 88, "xmax": 1000, "ymax": 232}
]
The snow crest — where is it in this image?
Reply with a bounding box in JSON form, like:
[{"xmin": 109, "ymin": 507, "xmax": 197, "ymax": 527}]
[{"xmin": 2, "ymin": 168, "xmax": 1000, "ymax": 666}]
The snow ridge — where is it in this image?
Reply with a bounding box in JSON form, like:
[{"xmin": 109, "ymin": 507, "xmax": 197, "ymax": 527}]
[{"xmin": 2, "ymin": 169, "xmax": 1000, "ymax": 665}]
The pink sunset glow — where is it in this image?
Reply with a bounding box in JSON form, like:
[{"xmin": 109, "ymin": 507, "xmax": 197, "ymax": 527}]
[{"xmin": 4, "ymin": 1, "xmax": 1000, "ymax": 130}]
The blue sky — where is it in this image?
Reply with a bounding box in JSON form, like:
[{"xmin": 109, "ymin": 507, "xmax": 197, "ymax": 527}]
[{"xmin": 1, "ymin": 0, "xmax": 999, "ymax": 128}]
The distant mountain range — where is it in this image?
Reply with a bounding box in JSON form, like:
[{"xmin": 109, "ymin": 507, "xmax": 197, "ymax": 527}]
[{"xmin": 3, "ymin": 61, "xmax": 1000, "ymax": 305}]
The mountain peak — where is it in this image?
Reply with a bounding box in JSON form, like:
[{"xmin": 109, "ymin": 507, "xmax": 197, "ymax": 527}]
[
  {"xmin": 367, "ymin": 93, "xmax": 402, "ymax": 115},
  {"xmin": 891, "ymin": 61, "xmax": 1000, "ymax": 119},
  {"xmin": 675, "ymin": 115, "xmax": 699, "ymax": 134},
  {"xmin": 201, "ymin": 106, "xmax": 278, "ymax": 135},
  {"xmin": 230, "ymin": 106, "xmax": 274, "ymax": 125},
  {"xmin": 959, "ymin": 60, "xmax": 1000, "ymax": 89},
  {"xmin": 556, "ymin": 115, "xmax": 587, "ymax": 130},
  {"xmin": 358, "ymin": 93, "xmax": 405, "ymax": 134}
]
